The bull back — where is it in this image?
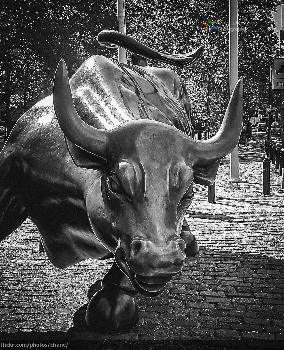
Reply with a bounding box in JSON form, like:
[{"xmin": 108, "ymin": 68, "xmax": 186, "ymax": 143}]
[{"xmin": 70, "ymin": 56, "xmax": 192, "ymax": 134}]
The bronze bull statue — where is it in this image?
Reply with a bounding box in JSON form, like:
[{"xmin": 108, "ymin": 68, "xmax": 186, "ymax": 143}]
[{"xmin": 0, "ymin": 31, "xmax": 242, "ymax": 333}]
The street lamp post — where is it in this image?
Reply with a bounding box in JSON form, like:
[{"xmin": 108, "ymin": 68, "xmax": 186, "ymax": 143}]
[
  {"xmin": 117, "ymin": 0, "xmax": 127, "ymax": 64},
  {"xmin": 229, "ymin": 0, "xmax": 241, "ymax": 182}
]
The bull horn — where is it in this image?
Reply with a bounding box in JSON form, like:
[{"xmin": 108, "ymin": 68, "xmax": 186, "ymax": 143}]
[
  {"xmin": 193, "ymin": 79, "xmax": 243, "ymax": 163},
  {"xmin": 53, "ymin": 59, "xmax": 108, "ymax": 159},
  {"xmin": 97, "ymin": 30, "xmax": 203, "ymax": 66}
]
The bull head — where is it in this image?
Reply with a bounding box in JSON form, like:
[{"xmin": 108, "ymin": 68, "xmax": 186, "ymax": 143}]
[{"xmin": 53, "ymin": 60, "xmax": 242, "ymax": 296}]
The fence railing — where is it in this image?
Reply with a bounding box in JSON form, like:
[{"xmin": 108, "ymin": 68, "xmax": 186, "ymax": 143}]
[{"xmin": 263, "ymin": 138, "xmax": 284, "ymax": 195}]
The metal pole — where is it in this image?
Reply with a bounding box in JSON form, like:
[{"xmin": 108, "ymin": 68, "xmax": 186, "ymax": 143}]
[
  {"xmin": 281, "ymin": 90, "xmax": 284, "ymax": 146},
  {"xmin": 263, "ymin": 156, "xmax": 270, "ymax": 195},
  {"xmin": 117, "ymin": 0, "xmax": 127, "ymax": 64},
  {"xmin": 208, "ymin": 183, "xmax": 216, "ymax": 203},
  {"xmin": 229, "ymin": 0, "xmax": 241, "ymax": 182}
]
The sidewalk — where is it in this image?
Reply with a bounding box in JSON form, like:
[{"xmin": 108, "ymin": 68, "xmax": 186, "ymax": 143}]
[{"xmin": 1, "ymin": 139, "xmax": 284, "ymax": 349}]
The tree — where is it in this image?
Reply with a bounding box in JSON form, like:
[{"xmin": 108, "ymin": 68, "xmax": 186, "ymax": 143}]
[
  {"xmin": 239, "ymin": 1, "xmax": 281, "ymax": 120},
  {"xmin": 126, "ymin": 0, "xmax": 281, "ymax": 130}
]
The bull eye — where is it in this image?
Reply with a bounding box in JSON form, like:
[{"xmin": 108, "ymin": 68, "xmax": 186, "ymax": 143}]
[
  {"xmin": 178, "ymin": 186, "xmax": 194, "ymax": 207},
  {"xmin": 108, "ymin": 175, "xmax": 124, "ymax": 194},
  {"xmin": 107, "ymin": 173, "xmax": 133, "ymax": 203}
]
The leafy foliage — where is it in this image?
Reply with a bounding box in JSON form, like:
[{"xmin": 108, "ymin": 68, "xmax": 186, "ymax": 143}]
[
  {"xmin": 239, "ymin": 1, "xmax": 281, "ymax": 119},
  {"xmin": 0, "ymin": 0, "xmax": 117, "ymax": 130},
  {"xmin": 126, "ymin": 0, "xmax": 281, "ymax": 130}
]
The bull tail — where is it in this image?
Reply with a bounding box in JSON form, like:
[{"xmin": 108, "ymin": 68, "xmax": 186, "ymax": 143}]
[
  {"xmin": 0, "ymin": 156, "xmax": 28, "ymax": 241},
  {"xmin": 97, "ymin": 30, "xmax": 203, "ymax": 67}
]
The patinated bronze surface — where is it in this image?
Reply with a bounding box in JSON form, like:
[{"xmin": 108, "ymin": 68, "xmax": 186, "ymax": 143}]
[{"xmin": 0, "ymin": 31, "xmax": 242, "ymax": 333}]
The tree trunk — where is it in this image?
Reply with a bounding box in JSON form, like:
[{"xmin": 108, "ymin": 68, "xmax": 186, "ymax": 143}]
[
  {"xmin": 4, "ymin": 51, "xmax": 12, "ymax": 140},
  {"xmin": 206, "ymin": 74, "xmax": 211, "ymax": 122}
]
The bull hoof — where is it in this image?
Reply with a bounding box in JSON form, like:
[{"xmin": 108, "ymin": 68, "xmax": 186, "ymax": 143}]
[
  {"xmin": 181, "ymin": 231, "xmax": 199, "ymax": 257},
  {"xmin": 85, "ymin": 284, "xmax": 139, "ymax": 333}
]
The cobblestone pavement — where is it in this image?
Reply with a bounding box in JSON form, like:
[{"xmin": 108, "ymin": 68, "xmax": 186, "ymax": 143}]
[{"xmin": 1, "ymin": 140, "xmax": 284, "ymax": 349}]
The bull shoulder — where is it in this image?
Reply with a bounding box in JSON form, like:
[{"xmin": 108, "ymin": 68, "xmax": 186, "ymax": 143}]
[{"xmin": 143, "ymin": 67, "xmax": 182, "ymax": 98}]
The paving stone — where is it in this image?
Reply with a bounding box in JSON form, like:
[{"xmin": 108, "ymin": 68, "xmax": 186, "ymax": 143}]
[
  {"xmin": 264, "ymin": 326, "xmax": 284, "ymax": 334},
  {"xmin": 186, "ymin": 302, "xmax": 216, "ymax": 310},
  {"xmin": 275, "ymin": 332, "xmax": 284, "ymax": 340},
  {"xmin": 244, "ymin": 318, "xmax": 271, "ymax": 326},
  {"xmin": 215, "ymin": 329, "xmax": 240, "ymax": 339},
  {"xmin": 190, "ymin": 327, "xmax": 215, "ymax": 339},
  {"xmin": 217, "ymin": 317, "xmax": 242, "ymax": 329},
  {"xmin": 242, "ymin": 331, "xmax": 275, "ymax": 340}
]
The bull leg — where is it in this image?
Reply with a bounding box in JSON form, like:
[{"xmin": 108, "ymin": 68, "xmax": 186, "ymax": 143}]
[
  {"xmin": 0, "ymin": 158, "xmax": 28, "ymax": 241},
  {"xmin": 85, "ymin": 262, "xmax": 139, "ymax": 333},
  {"xmin": 181, "ymin": 219, "xmax": 199, "ymax": 257}
]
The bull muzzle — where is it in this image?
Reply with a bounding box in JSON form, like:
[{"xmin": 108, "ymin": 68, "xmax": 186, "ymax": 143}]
[{"xmin": 115, "ymin": 238, "xmax": 186, "ymax": 297}]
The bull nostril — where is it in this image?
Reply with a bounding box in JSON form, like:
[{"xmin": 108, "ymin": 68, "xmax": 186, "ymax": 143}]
[
  {"xmin": 174, "ymin": 255, "xmax": 185, "ymax": 267},
  {"xmin": 130, "ymin": 239, "xmax": 144, "ymax": 261},
  {"xmin": 176, "ymin": 239, "xmax": 186, "ymax": 254}
]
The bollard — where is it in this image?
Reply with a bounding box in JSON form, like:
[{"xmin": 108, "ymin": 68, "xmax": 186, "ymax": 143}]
[
  {"xmin": 263, "ymin": 156, "xmax": 270, "ymax": 195},
  {"xmin": 271, "ymin": 142, "xmax": 276, "ymax": 164},
  {"xmin": 275, "ymin": 144, "xmax": 281, "ymax": 172},
  {"xmin": 280, "ymin": 148, "xmax": 284, "ymax": 176},
  {"xmin": 265, "ymin": 139, "xmax": 270, "ymax": 158},
  {"xmin": 208, "ymin": 183, "xmax": 216, "ymax": 203},
  {"xmin": 269, "ymin": 140, "xmax": 273, "ymax": 160},
  {"xmin": 275, "ymin": 145, "xmax": 279, "ymax": 169},
  {"xmin": 267, "ymin": 128, "xmax": 271, "ymax": 141},
  {"xmin": 277, "ymin": 144, "xmax": 283, "ymax": 174}
]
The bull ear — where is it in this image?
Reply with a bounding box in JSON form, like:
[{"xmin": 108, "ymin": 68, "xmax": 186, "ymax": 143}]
[
  {"xmin": 193, "ymin": 159, "xmax": 220, "ymax": 186},
  {"xmin": 66, "ymin": 139, "xmax": 107, "ymax": 169}
]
